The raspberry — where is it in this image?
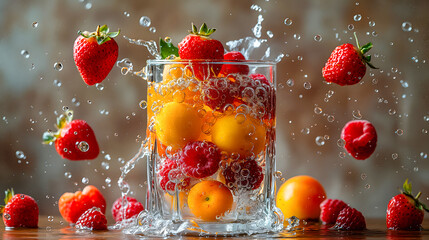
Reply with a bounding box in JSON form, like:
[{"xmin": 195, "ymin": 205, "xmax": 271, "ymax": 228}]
[
  {"xmin": 341, "ymin": 120, "xmax": 377, "ymax": 160},
  {"xmin": 111, "ymin": 196, "xmax": 144, "ymax": 222},
  {"xmin": 238, "ymin": 74, "xmax": 275, "ymax": 119},
  {"xmin": 75, "ymin": 207, "xmax": 107, "ymax": 230},
  {"xmin": 178, "ymin": 141, "xmax": 221, "ymax": 179},
  {"xmin": 223, "ymin": 159, "xmax": 264, "ymax": 190},
  {"xmin": 320, "ymin": 199, "xmax": 348, "ymax": 224},
  {"xmin": 220, "ymin": 51, "xmax": 250, "ymax": 76},
  {"xmin": 158, "ymin": 159, "xmax": 190, "ymax": 192},
  {"xmin": 202, "ymin": 77, "xmax": 239, "ymax": 111},
  {"xmin": 334, "ymin": 206, "xmax": 366, "ymax": 230}
]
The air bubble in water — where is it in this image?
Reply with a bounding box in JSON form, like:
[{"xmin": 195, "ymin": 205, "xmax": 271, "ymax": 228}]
[
  {"xmin": 77, "ymin": 141, "xmax": 89, "ymax": 152},
  {"xmin": 32, "ymin": 22, "xmax": 38, "ymax": 28},
  {"xmin": 315, "ymin": 136, "xmax": 325, "ymax": 146},
  {"xmin": 82, "ymin": 177, "xmax": 89, "ymax": 184},
  {"xmin": 354, "ymin": 14, "xmax": 362, "ymax": 21},
  {"xmin": 288, "ymin": 216, "xmax": 300, "ymax": 227},
  {"xmin": 21, "ymin": 50, "xmax": 30, "ymax": 59},
  {"xmin": 16, "ymin": 151, "xmax": 26, "ymax": 159},
  {"xmin": 64, "ymin": 172, "xmax": 72, "ymax": 179},
  {"xmin": 284, "ymin": 18, "xmax": 292, "ymax": 26},
  {"xmin": 54, "ymin": 62, "xmax": 63, "ymax": 71},
  {"xmin": 314, "ymin": 35, "xmax": 322, "ymax": 42},
  {"xmin": 401, "ymin": 22, "xmax": 412, "ymax": 32},
  {"xmin": 139, "ymin": 16, "xmax": 151, "ymax": 27},
  {"xmin": 96, "ymin": 83, "xmax": 104, "ymax": 90}
]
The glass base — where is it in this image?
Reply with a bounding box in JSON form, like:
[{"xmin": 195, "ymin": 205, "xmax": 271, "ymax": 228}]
[{"xmin": 124, "ymin": 210, "xmax": 284, "ymax": 237}]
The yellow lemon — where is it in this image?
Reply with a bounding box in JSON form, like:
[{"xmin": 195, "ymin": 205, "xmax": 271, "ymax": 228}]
[
  {"xmin": 211, "ymin": 114, "xmax": 266, "ymax": 158},
  {"xmin": 155, "ymin": 102, "xmax": 202, "ymax": 150}
]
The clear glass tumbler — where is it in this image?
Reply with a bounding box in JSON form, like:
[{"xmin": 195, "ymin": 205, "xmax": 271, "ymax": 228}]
[{"xmin": 139, "ymin": 59, "xmax": 283, "ymax": 236}]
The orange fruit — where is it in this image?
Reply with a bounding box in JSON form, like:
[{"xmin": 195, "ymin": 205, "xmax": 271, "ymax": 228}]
[
  {"xmin": 187, "ymin": 180, "xmax": 233, "ymax": 221},
  {"xmin": 155, "ymin": 102, "xmax": 202, "ymax": 150},
  {"xmin": 211, "ymin": 114, "xmax": 266, "ymax": 158},
  {"xmin": 276, "ymin": 175, "xmax": 326, "ymax": 221}
]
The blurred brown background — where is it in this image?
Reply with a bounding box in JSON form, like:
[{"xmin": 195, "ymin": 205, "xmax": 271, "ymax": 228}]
[{"xmin": 0, "ymin": 0, "xmax": 428, "ymax": 222}]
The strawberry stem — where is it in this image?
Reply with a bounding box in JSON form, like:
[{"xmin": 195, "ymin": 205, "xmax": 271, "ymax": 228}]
[
  {"xmin": 189, "ymin": 23, "xmax": 216, "ymax": 37},
  {"xmin": 78, "ymin": 25, "xmax": 120, "ymax": 45},
  {"xmin": 42, "ymin": 110, "xmax": 74, "ymax": 145},
  {"xmin": 353, "ymin": 32, "xmax": 378, "ymax": 69}
]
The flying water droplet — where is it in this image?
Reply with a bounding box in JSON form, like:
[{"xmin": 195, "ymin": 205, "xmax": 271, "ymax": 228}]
[
  {"xmin": 96, "ymin": 83, "xmax": 104, "ymax": 91},
  {"xmin": 303, "ymin": 82, "xmax": 311, "ymax": 89},
  {"xmin": 82, "ymin": 177, "xmax": 89, "ymax": 184},
  {"xmin": 286, "ymin": 78, "xmax": 294, "ymax": 87},
  {"xmin": 348, "ymin": 24, "xmax": 355, "ymax": 30},
  {"xmin": 123, "ymin": 12, "xmax": 130, "ymax": 17},
  {"xmin": 64, "ymin": 172, "xmax": 72, "ymax": 179},
  {"xmin": 354, "ymin": 14, "xmax": 362, "ymax": 21},
  {"xmin": 401, "ymin": 22, "xmax": 412, "ymax": 32},
  {"xmin": 85, "ymin": 2, "xmax": 92, "ymax": 10},
  {"xmin": 4, "ymin": 213, "xmax": 11, "ymax": 220},
  {"xmin": 314, "ymin": 35, "xmax": 322, "ymax": 42},
  {"xmin": 395, "ymin": 129, "xmax": 404, "ymax": 136},
  {"xmin": 301, "ymin": 128, "xmax": 310, "ymax": 134},
  {"xmin": 32, "ymin": 22, "xmax": 39, "ymax": 28},
  {"xmin": 315, "ymin": 136, "xmax": 325, "ymax": 146},
  {"xmin": 293, "ymin": 34, "xmax": 301, "ymax": 40},
  {"xmin": 16, "ymin": 151, "xmax": 26, "ymax": 159},
  {"xmin": 54, "ymin": 62, "xmax": 63, "ymax": 71},
  {"xmin": 284, "ymin": 18, "xmax": 293, "ymax": 26},
  {"xmin": 139, "ymin": 100, "xmax": 147, "ymax": 109},
  {"xmin": 101, "ymin": 162, "xmax": 110, "ymax": 170},
  {"xmin": 369, "ymin": 21, "xmax": 376, "ymax": 27},
  {"xmin": 139, "ymin": 16, "xmax": 151, "ymax": 27},
  {"xmin": 21, "ymin": 50, "xmax": 30, "ymax": 59},
  {"xmin": 314, "ymin": 107, "xmax": 323, "ymax": 115},
  {"xmin": 149, "ymin": 27, "xmax": 156, "ymax": 33},
  {"xmin": 352, "ymin": 110, "xmax": 362, "ymax": 119}
]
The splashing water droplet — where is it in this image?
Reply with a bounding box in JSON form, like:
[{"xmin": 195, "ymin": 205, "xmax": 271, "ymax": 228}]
[
  {"xmin": 348, "ymin": 24, "xmax": 355, "ymax": 30},
  {"xmin": 286, "ymin": 78, "xmax": 294, "ymax": 87},
  {"xmin": 361, "ymin": 173, "xmax": 367, "ymax": 180},
  {"xmin": 339, "ymin": 152, "xmax": 346, "ymax": 158},
  {"xmin": 64, "ymin": 172, "xmax": 72, "ymax": 179},
  {"xmin": 139, "ymin": 100, "xmax": 147, "ymax": 109},
  {"xmin": 16, "ymin": 150, "xmax": 26, "ymax": 159},
  {"xmin": 315, "ymin": 136, "xmax": 325, "ymax": 146},
  {"xmin": 48, "ymin": 216, "xmax": 54, "ymax": 222},
  {"xmin": 284, "ymin": 18, "xmax": 293, "ymax": 26},
  {"xmin": 266, "ymin": 30, "xmax": 274, "ymax": 38},
  {"xmin": 352, "ymin": 110, "xmax": 362, "ymax": 119},
  {"xmin": 32, "ymin": 22, "xmax": 38, "ymax": 28},
  {"xmin": 365, "ymin": 184, "xmax": 371, "ymax": 189},
  {"xmin": 369, "ymin": 21, "xmax": 376, "ymax": 27},
  {"xmin": 96, "ymin": 83, "xmax": 104, "ymax": 91},
  {"xmin": 293, "ymin": 33, "xmax": 301, "ymax": 40},
  {"xmin": 21, "ymin": 50, "xmax": 30, "ymax": 59},
  {"xmin": 337, "ymin": 138, "xmax": 345, "ymax": 147},
  {"xmin": 314, "ymin": 107, "xmax": 323, "ymax": 115},
  {"xmin": 303, "ymin": 82, "xmax": 311, "ymax": 89},
  {"xmin": 392, "ymin": 153, "xmax": 398, "ymax": 160},
  {"xmin": 53, "ymin": 79, "xmax": 62, "ymax": 87},
  {"xmin": 139, "ymin": 16, "xmax": 151, "ymax": 27},
  {"xmin": 314, "ymin": 35, "xmax": 322, "ymax": 42},
  {"xmin": 149, "ymin": 27, "xmax": 156, "ymax": 33},
  {"xmin": 395, "ymin": 129, "xmax": 404, "ymax": 136},
  {"xmin": 77, "ymin": 141, "xmax": 89, "ymax": 152},
  {"xmin": 85, "ymin": 2, "xmax": 92, "ymax": 10},
  {"xmin": 354, "ymin": 14, "xmax": 362, "ymax": 21},
  {"xmin": 101, "ymin": 161, "xmax": 110, "ymax": 170},
  {"xmin": 401, "ymin": 22, "xmax": 412, "ymax": 32},
  {"xmin": 82, "ymin": 177, "xmax": 89, "ymax": 184},
  {"xmin": 105, "ymin": 177, "xmax": 111, "ymax": 184},
  {"xmin": 4, "ymin": 213, "xmax": 11, "ymax": 220},
  {"xmin": 123, "ymin": 11, "xmax": 130, "ymax": 17},
  {"xmin": 54, "ymin": 62, "xmax": 63, "ymax": 71}
]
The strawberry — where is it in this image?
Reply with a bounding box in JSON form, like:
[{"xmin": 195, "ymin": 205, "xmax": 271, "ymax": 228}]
[
  {"xmin": 386, "ymin": 179, "xmax": 429, "ymax": 230},
  {"xmin": 75, "ymin": 207, "xmax": 107, "ymax": 230},
  {"xmin": 320, "ymin": 199, "xmax": 348, "ymax": 224},
  {"xmin": 322, "ymin": 33, "xmax": 377, "ymax": 86},
  {"xmin": 73, "ymin": 25, "xmax": 119, "ymax": 86},
  {"xmin": 59, "ymin": 185, "xmax": 106, "ymax": 224},
  {"xmin": 43, "ymin": 110, "xmax": 99, "ymax": 160},
  {"xmin": 1, "ymin": 189, "xmax": 38, "ymax": 228},
  {"xmin": 178, "ymin": 23, "xmax": 224, "ymax": 80},
  {"xmin": 220, "ymin": 51, "xmax": 249, "ymax": 76},
  {"xmin": 334, "ymin": 206, "xmax": 366, "ymax": 230},
  {"xmin": 111, "ymin": 196, "xmax": 144, "ymax": 222}
]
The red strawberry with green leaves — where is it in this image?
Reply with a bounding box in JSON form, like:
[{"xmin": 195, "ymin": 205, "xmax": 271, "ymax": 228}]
[
  {"xmin": 73, "ymin": 25, "xmax": 119, "ymax": 86},
  {"xmin": 178, "ymin": 23, "xmax": 224, "ymax": 80},
  {"xmin": 75, "ymin": 207, "xmax": 107, "ymax": 230},
  {"xmin": 43, "ymin": 110, "xmax": 99, "ymax": 160},
  {"xmin": 1, "ymin": 189, "xmax": 39, "ymax": 228},
  {"xmin": 386, "ymin": 179, "xmax": 429, "ymax": 230},
  {"xmin": 220, "ymin": 51, "xmax": 250, "ymax": 76},
  {"xmin": 322, "ymin": 32, "xmax": 377, "ymax": 86}
]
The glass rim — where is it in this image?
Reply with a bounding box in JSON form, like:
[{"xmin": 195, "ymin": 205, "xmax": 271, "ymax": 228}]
[{"xmin": 146, "ymin": 59, "xmax": 277, "ymax": 66}]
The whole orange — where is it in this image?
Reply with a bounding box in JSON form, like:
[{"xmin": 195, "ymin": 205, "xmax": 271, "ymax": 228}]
[
  {"xmin": 187, "ymin": 180, "xmax": 233, "ymax": 221},
  {"xmin": 276, "ymin": 175, "xmax": 326, "ymax": 221}
]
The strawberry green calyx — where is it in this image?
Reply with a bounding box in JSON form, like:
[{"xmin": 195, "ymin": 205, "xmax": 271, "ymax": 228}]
[
  {"xmin": 0, "ymin": 188, "xmax": 14, "ymax": 213},
  {"xmin": 189, "ymin": 23, "xmax": 216, "ymax": 37},
  {"xmin": 43, "ymin": 110, "xmax": 74, "ymax": 144},
  {"xmin": 160, "ymin": 37, "xmax": 179, "ymax": 59},
  {"xmin": 401, "ymin": 179, "xmax": 429, "ymax": 212},
  {"xmin": 78, "ymin": 25, "xmax": 120, "ymax": 45},
  {"xmin": 353, "ymin": 32, "xmax": 378, "ymax": 69}
]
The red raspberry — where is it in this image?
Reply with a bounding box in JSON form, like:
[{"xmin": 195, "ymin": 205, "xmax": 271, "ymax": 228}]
[
  {"xmin": 75, "ymin": 207, "xmax": 107, "ymax": 230},
  {"xmin": 202, "ymin": 77, "xmax": 239, "ymax": 111},
  {"xmin": 223, "ymin": 159, "xmax": 264, "ymax": 190},
  {"xmin": 178, "ymin": 141, "xmax": 221, "ymax": 179},
  {"xmin": 220, "ymin": 51, "xmax": 249, "ymax": 76},
  {"xmin": 158, "ymin": 159, "xmax": 190, "ymax": 192},
  {"xmin": 320, "ymin": 199, "xmax": 348, "ymax": 224},
  {"xmin": 111, "ymin": 196, "xmax": 144, "ymax": 222},
  {"xmin": 341, "ymin": 120, "xmax": 377, "ymax": 160},
  {"xmin": 238, "ymin": 74, "xmax": 275, "ymax": 119},
  {"xmin": 334, "ymin": 206, "xmax": 366, "ymax": 231}
]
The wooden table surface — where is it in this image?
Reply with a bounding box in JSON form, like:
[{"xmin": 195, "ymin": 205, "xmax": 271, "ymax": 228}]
[{"xmin": 1, "ymin": 216, "xmax": 428, "ymax": 239}]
